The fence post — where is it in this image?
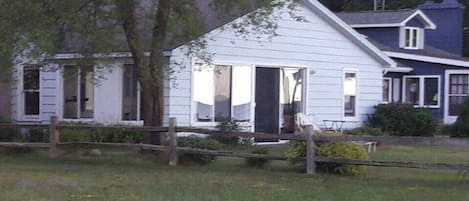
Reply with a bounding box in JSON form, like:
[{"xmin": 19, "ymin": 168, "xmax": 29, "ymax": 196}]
[
  {"xmin": 305, "ymin": 125, "xmax": 316, "ymax": 175},
  {"xmin": 168, "ymin": 118, "xmax": 178, "ymax": 166},
  {"xmin": 49, "ymin": 116, "xmax": 59, "ymax": 159}
]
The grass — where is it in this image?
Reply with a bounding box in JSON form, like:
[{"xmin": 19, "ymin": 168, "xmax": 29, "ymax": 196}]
[{"xmin": 0, "ymin": 145, "xmax": 468, "ymax": 201}]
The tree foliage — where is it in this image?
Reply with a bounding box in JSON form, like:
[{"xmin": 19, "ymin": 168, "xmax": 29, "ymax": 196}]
[{"xmin": 0, "ymin": 0, "xmax": 301, "ymax": 144}]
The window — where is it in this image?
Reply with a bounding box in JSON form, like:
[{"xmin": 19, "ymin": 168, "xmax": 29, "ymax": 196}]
[
  {"xmin": 402, "ymin": 27, "xmax": 423, "ymax": 49},
  {"xmin": 383, "ymin": 78, "xmax": 392, "ymax": 103},
  {"xmin": 280, "ymin": 68, "xmax": 305, "ymax": 133},
  {"xmin": 344, "ymin": 72, "xmax": 357, "ymax": 118},
  {"xmin": 448, "ymin": 74, "xmax": 469, "ymax": 116},
  {"xmin": 63, "ymin": 66, "xmax": 94, "ymax": 119},
  {"xmin": 403, "ymin": 76, "xmax": 440, "ymax": 108},
  {"xmin": 193, "ymin": 64, "xmax": 252, "ymax": 123},
  {"xmin": 122, "ymin": 64, "xmax": 140, "ymax": 121},
  {"xmin": 23, "ymin": 66, "xmax": 40, "ymax": 116}
]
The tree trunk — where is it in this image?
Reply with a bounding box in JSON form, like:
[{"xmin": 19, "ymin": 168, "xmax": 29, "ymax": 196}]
[
  {"xmin": 146, "ymin": 0, "xmax": 171, "ymax": 144},
  {"xmin": 117, "ymin": 0, "xmax": 170, "ymax": 145}
]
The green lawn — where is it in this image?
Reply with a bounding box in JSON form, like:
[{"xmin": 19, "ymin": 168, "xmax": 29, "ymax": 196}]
[{"xmin": 0, "ymin": 145, "xmax": 468, "ymax": 201}]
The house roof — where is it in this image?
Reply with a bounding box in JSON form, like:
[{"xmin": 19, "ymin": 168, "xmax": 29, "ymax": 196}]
[
  {"xmin": 366, "ymin": 38, "xmax": 469, "ymax": 67},
  {"xmin": 54, "ymin": 0, "xmax": 398, "ymax": 68},
  {"xmin": 336, "ymin": 9, "xmax": 436, "ymax": 29}
]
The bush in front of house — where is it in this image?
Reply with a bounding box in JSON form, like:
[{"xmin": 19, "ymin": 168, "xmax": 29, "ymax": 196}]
[
  {"xmin": 285, "ymin": 140, "xmax": 369, "ymax": 176},
  {"xmin": 316, "ymin": 142, "xmax": 368, "ymax": 176},
  {"xmin": 58, "ymin": 127, "xmax": 149, "ymax": 143},
  {"xmin": 344, "ymin": 127, "xmax": 385, "ymax": 136},
  {"xmin": 207, "ymin": 120, "xmax": 241, "ymax": 145},
  {"xmin": 444, "ymin": 98, "xmax": 469, "ymax": 138},
  {"xmin": 0, "ymin": 128, "xmax": 19, "ymax": 142},
  {"xmin": 0, "ymin": 128, "xmax": 47, "ymax": 142},
  {"xmin": 177, "ymin": 135, "xmax": 222, "ymax": 165},
  {"xmin": 27, "ymin": 128, "xmax": 49, "ymax": 142},
  {"xmin": 245, "ymin": 147, "xmax": 270, "ymax": 168},
  {"xmin": 367, "ymin": 103, "xmax": 437, "ymax": 136}
]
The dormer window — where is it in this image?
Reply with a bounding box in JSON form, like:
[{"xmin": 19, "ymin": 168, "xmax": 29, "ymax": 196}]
[{"xmin": 401, "ymin": 27, "xmax": 424, "ymax": 49}]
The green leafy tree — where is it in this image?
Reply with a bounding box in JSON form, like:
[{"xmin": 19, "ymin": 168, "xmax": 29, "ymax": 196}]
[
  {"xmin": 447, "ymin": 98, "xmax": 469, "ymax": 137},
  {"xmin": 0, "ymin": 0, "xmax": 300, "ymax": 144}
]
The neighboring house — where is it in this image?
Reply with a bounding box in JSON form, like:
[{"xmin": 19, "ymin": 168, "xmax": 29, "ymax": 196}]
[
  {"xmin": 10, "ymin": 0, "xmax": 399, "ymax": 135},
  {"xmin": 337, "ymin": 0, "xmax": 469, "ymax": 124}
]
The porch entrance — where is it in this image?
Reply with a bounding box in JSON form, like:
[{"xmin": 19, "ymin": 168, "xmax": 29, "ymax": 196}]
[{"xmin": 254, "ymin": 67, "xmax": 305, "ymax": 142}]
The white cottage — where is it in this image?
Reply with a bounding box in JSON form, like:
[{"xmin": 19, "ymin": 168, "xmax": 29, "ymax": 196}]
[{"xmin": 10, "ymin": 0, "xmax": 398, "ymax": 134}]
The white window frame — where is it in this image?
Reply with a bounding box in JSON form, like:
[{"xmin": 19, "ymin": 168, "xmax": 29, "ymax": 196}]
[
  {"xmin": 191, "ymin": 63, "xmax": 256, "ymax": 127},
  {"xmin": 20, "ymin": 65, "xmax": 41, "ymax": 120},
  {"xmin": 402, "ymin": 75, "xmax": 440, "ymax": 108},
  {"xmin": 343, "ymin": 69, "xmax": 359, "ymax": 121},
  {"xmin": 121, "ymin": 63, "xmax": 142, "ymax": 123},
  {"xmin": 61, "ymin": 65, "xmax": 95, "ymax": 121},
  {"xmin": 444, "ymin": 70, "xmax": 469, "ymax": 124},
  {"xmin": 401, "ymin": 27, "xmax": 424, "ymax": 50},
  {"xmin": 382, "ymin": 78, "xmax": 392, "ymax": 104}
]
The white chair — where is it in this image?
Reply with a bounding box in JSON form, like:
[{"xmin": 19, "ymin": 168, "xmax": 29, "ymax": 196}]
[{"xmin": 295, "ymin": 113, "xmax": 321, "ymax": 133}]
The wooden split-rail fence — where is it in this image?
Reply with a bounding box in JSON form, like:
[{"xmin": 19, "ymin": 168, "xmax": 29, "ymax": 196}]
[{"xmin": 1, "ymin": 116, "xmax": 469, "ymax": 175}]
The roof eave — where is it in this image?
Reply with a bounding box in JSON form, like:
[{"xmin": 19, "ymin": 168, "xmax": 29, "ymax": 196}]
[{"xmin": 384, "ymin": 51, "xmax": 469, "ymax": 68}]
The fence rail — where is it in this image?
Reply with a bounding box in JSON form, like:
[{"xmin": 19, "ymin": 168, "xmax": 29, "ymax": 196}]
[{"xmin": 1, "ymin": 117, "xmax": 469, "ymax": 175}]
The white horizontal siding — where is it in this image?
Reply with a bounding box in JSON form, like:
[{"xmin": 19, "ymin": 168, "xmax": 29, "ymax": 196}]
[
  {"xmin": 10, "ymin": 68, "xmax": 19, "ymax": 121},
  {"xmin": 169, "ymin": 4, "xmax": 385, "ymax": 128}
]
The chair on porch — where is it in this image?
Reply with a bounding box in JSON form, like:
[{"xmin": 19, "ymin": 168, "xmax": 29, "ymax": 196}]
[{"xmin": 294, "ymin": 113, "xmax": 321, "ymax": 134}]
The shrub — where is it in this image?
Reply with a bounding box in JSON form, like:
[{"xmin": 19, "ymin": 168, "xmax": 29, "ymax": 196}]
[
  {"xmin": 446, "ymin": 98, "xmax": 469, "ymax": 138},
  {"xmin": 286, "ymin": 141, "xmax": 369, "ymax": 176},
  {"xmin": 316, "ymin": 142, "xmax": 368, "ymax": 176},
  {"xmin": 0, "ymin": 128, "xmax": 19, "ymax": 142},
  {"xmin": 345, "ymin": 127, "xmax": 384, "ymax": 136},
  {"xmin": 177, "ymin": 135, "xmax": 222, "ymax": 165},
  {"xmin": 59, "ymin": 128, "xmax": 92, "ymax": 142},
  {"xmin": 2, "ymin": 146, "xmax": 34, "ymax": 154},
  {"xmin": 58, "ymin": 127, "xmax": 149, "ymax": 143},
  {"xmin": 367, "ymin": 103, "xmax": 437, "ymax": 136},
  {"xmin": 208, "ymin": 120, "xmax": 241, "ymax": 145},
  {"xmin": 27, "ymin": 128, "xmax": 48, "ymax": 142},
  {"xmin": 245, "ymin": 147, "xmax": 270, "ymax": 168}
]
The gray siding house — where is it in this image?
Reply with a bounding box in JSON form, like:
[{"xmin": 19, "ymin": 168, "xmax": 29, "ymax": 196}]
[{"xmin": 10, "ymin": 0, "xmax": 399, "ymax": 134}]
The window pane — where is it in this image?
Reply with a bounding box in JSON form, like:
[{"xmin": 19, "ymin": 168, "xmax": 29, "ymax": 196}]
[
  {"xmin": 193, "ymin": 65, "xmax": 214, "ymax": 122},
  {"xmin": 412, "ymin": 29, "xmax": 418, "ymax": 47},
  {"xmin": 344, "ymin": 96, "xmax": 356, "ymax": 117},
  {"xmin": 344, "ymin": 72, "xmax": 357, "ymax": 117},
  {"xmin": 449, "ymin": 96, "xmax": 466, "ymax": 116},
  {"xmin": 424, "ymin": 78, "xmax": 438, "ymax": 106},
  {"xmin": 24, "ymin": 92, "xmax": 39, "ymax": 115},
  {"xmin": 344, "ymin": 73, "xmax": 357, "ymax": 96},
  {"xmin": 383, "ymin": 79, "xmax": 390, "ymax": 102},
  {"xmin": 232, "ymin": 66, "xmax": 252, "ymax": 122},
  {"xmin": 280, "ymin": 68, "xmax": 304, "ymax": 132},
  {"xmin": 23, "ymin": 67, "xmax": 40, "ymax": 115},
  {"xmin": 214, "ymin": 65, "xmax": 231, "ymax": 122},
  {"xmin": 405, "ymin": 78, "xmax": 420, "ymax": 105},
  {"xmin": 450, "ymin": 74, "xmax": 468, "ymax": 94},
  {"xmin": 122, "ymin": 64, "xmax": 139, "ymax": 121},
  {"xmin": 80, "ymin": 67, "xmax": 94, "ymax": 118},
  {"xmin": 23, "ymin": 67, "xmax": 39, "ymax": 90},
  {"xmin": 405, "ymin": 29, "xmax": 411, "ymax": 47},
  {"xmin": 63, "ymin": 66, "xmax": 78, "ymax": 119}
]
